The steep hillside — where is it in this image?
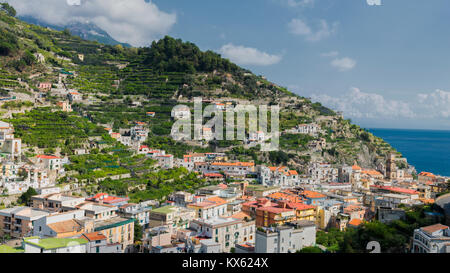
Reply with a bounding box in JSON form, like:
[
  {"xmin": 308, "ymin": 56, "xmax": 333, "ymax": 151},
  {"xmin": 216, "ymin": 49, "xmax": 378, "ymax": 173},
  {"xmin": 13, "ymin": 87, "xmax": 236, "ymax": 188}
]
[{"xmin": 0, "ymin": 9, "xmax": 400, "ymax": 175}]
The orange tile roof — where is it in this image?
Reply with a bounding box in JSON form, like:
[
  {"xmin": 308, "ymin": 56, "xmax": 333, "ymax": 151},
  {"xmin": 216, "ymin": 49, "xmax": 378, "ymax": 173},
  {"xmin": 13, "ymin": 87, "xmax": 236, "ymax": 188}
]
[
  {"xmin": 212, "ymin": 162, "xmax": 254, "ymax": 167},
  {"xmin": 421, "ymin": 224, "xmax": 449, "ymax": 234},
  {"xmin": 189, "ymin": 196, "xmax": 227, "ymax": 208},
  {"xmin": 419, "ymin": 172, "xmax": 436, "ymax": 178},
  {"xmin": 82, "ymin": 232, "xmax": 107, "ymax": 241},
  {"xmin": 302, "ymin": 190, "xmax": 326, "ymax": 199},
  {"xmin": 268, "ymin": 192, "xmax": 302, "ymax": 203},
  {"xmin": 47, "ymin": 219, "xmax": 82, "ymax": 234},
  {"xmin": 348, "ymin": 218, "xmax": 363, "ymax": 226},
  {"xmin": 352, "ymin": 165, "xmax": 362, "ymax": 171},
  {"xmin": 204, "ymin": 173, "xmax": 224, "ymax": 178},
  {"xmin": 230, "ymin": 212, "xmax": 251, "ymax": 220},
  {"xmin": 362, "ymin": 169, "xmax": 383, "ymax": 176},
  {"xmin": 257, "ymin": 206, "xmax": 294, "ymax": 214},
  {"xmin": 37, "ymin": 155, "xmax": 60, "ymax": 159},
  {"xmin": 419, "ymin": 198, "xmax": 435, "ymax": 204},
  {"xmin": 206, "ymin": 196, "xmax": 227, "ymax": 205},
  {"xmin": 286, "ymin": 202, "xmax": 315, "ymax": 211}
]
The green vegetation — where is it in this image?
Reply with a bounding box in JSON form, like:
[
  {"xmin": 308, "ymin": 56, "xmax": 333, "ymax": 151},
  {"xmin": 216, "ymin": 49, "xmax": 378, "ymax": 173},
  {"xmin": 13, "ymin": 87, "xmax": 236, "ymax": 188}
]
[
  {"xmin": 134, "ymin": 219, "xmax": 143, "ymax": 243},
  {"xmin": 128, "ymin": 168, "xmax": 209, "ymax": 202},
  {"xmin": 143, "ymin": 36, "xmax": 240, "ymax": 74},
  {"xmin": 0, "ymin": 245, "xmax": 24, "ymax": 253},
  {"xmin": 297, "ymin": 246, "xmax": 324, "ymax": 253},
  {"xmin": 317, "ymin": 205, "xmax": 442, "ymax": 253},
  {"xmin": 24, "ymin": 237, "xmax": 88, "ymax": 250},
  {"xmin": 1, "ymin": 100, "xmax": 33, "ymax": 109},
  {"xmin": 143, "ymin": 136, "xmax": 212, "ymax": 158},
  {"xmin": 18, "ymin": 187, "xmax": 37, "ymax": 205},
  {"xmin": 268, "ymin": 150, "xmax": 291, "ymax": 165},
  {"xmin": 280, "ymin": 133, "xmax": 314, "ymax": 152},
  {"xmin": 8, "ymin": 108, "xmax": 104, "ymax": 150},
  {"xmin": 0, "ymin": 3, "xmax": 16, "ymax": 17}
]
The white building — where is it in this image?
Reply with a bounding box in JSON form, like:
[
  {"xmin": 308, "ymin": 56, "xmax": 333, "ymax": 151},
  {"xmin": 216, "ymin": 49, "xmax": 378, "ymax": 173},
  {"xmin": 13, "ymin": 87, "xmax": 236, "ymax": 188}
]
[
  {"xmin": 259, "ymin": 166, "xmax": 299, "ymax": 188},
  {"xmin": 35, "ymin": 155, "xmax": 63, "ymax": 172},
  {"xmin": 249, "ymin": 131, "xmax": 265, "ymax": 143},
  {"xmin": 156, "ymin": 154, "xmax": 174, "ymax": 169},
  {"xmin": 171, "ymin": 105, "xmax": 191, "ymax": 119},
  {"xmin": 288, "ymin": 123, "xmax": 320, "ymax": 136},
  {"xmin": 195, "ymin": 162, "xmax": 255, "ymax": 177},
  {"xmin": 23, "ymin": 236, "xmax": 89, "ymax": 253},
  {"xmin": 187, "ymin": 196, "xmax": 228, "ymax": 220},
  {"xmin": 68, "ymin": 92, "xmax": 82, "ymax": 102},
  {"xmin": 81, "ymin": 232, "xmax": 122, "ymax": 253},
  {"xmin": 203, "ymin": 127, "xmax": 214, "ymax": 141},
  {"xmin": 131, "ymin": 123, "xmax": 149, "ymax": 143},
  {"xmin": 412, "ymin": 224, "xmax": 450, "ymax": 253},
  {"xmin": 32, "ymin": 210, "xmax": 94, "ymax": 238},
  {"xmin": 255, "ymin": 220, "xmax": 316, "ymax": 253},
  {"xmin": 189, "ymin": 217, "xmax": 256, "ymax": 253},
  {"xmin": 308, "ymin": 162, "xmax": 338, "ymax": 183}
]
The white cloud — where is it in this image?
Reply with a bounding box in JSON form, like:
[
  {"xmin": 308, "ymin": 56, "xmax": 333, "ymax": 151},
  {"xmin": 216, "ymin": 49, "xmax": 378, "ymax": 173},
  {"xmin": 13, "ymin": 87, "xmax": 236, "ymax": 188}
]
[
  {"xmin": 331, "ymin": 57, "xmax": 356, "ymax": 71},
  {"xmin": 311, "ymin": 87, "xmax": 415, "ymax": 119},
  {"xmin": 416, "ymin": 89, "xmax": 450, "ymax": 118},
  {"xmin": 288, "ymin": 18, "xmax": 338, "ymax": 41},
  {"xmin": 219, "ymin": 44, "xmax": 282, "ymax": 66},
  {"xmin": 311, "ymin": 88, "xmax": 450, "ymax": 123},
  {"xmin": 6, "ymin": 0, "xmax": 177, "ymax": 46}
]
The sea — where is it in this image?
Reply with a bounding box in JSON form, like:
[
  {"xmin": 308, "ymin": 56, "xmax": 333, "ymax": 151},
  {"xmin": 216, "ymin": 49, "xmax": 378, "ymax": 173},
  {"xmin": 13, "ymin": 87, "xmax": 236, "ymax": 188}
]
[{"xmin": 368, "ymin": 128, "xmax": 450, "ymax": 177}]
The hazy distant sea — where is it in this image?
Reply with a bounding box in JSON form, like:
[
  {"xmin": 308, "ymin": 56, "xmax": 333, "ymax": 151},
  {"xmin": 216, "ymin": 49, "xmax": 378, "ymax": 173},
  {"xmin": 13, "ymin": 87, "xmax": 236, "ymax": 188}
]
[{"xmin": 368, "ymin": 128, "xmax": 450, "ymax": 177}]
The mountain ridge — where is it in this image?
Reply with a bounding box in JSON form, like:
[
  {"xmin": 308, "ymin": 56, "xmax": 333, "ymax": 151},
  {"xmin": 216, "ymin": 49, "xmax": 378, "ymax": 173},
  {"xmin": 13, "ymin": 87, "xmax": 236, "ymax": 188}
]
[
  {"xmin": 0, "ymin": 9, "xmax": 404, "ymax": 174},
  {"xmin": 18, "ymin": 15, "xmax": 131, "ymax": 47}
]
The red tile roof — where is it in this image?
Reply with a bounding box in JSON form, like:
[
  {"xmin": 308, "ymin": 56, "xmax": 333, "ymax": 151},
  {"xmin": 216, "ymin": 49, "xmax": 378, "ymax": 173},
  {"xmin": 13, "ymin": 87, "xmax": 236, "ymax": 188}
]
[
  {"xmin": 348, "ymin": 218, "xmax": 363, "ymax": 226},
  {"xmin": 82, "ymin": 232, "xmax": 107, "ymax": 241},
  {"xmin": 421, "ymin": 224, "xmax": 449, "ymax": 234},
  {"xmin": 302, "ymin": 190, "xmax": 326, "ymax": 199},
  {"xmin": 37, "ymin": 155, "xmax": 60, "ymax": 159},
  {"xmin": 204, "ymin": 173, "xmax": 224, "ymax": 178}
]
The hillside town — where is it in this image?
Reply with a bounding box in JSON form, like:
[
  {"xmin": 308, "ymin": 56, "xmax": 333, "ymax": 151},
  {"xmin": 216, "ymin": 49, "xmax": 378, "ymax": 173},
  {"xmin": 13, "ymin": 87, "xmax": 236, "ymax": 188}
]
[
  {"xmin": 0, "ymin": 7, "xmax": 450, "ymax": 255},
  {"xmin": 1, "ymin": 111, "xmax": 449, "ymax": 253}
]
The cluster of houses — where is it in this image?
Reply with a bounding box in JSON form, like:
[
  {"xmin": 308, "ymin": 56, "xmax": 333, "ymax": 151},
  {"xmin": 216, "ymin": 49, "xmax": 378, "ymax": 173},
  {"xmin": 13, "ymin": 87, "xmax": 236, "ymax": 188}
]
[
  {"xmin": 286, "ymin": 123, "xmax": 321, "ymax": 136},
  {"xmin": 0, "ymin": 92, "xmax": 449, "ymax": 253},
  {"xmin": 104, "ymin": 121, "xmax": 150, "ymax": 151},
  {"xmin": 0, "ymin": 191, "xmax": 140, "ymax": 253},
  {"xmin": 1, "ymin": 142, "xmax": 449, "ymax": 253},
  {"xmin": 0, "ymin": 122, "xmax": 65, "ymax": 195}
]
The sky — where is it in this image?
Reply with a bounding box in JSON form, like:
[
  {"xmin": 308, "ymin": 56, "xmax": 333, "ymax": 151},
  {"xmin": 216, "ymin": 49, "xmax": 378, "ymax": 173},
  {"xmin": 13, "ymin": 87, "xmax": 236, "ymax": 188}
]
[{"xmin": 5, "ymin": 0, "xmax": 450, "ymax": 130}]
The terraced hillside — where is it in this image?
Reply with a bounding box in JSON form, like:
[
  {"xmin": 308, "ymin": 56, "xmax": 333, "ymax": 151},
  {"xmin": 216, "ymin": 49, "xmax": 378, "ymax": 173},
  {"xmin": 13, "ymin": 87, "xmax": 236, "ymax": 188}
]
[{"xmin": 0, "ymin": 8, "xmax": 400, "ymax": 177}]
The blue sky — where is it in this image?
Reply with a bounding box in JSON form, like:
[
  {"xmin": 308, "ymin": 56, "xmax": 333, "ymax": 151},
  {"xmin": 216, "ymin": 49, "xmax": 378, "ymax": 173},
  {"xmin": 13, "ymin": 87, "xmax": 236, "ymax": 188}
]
[{"xmin": 8, "ymin": 0, "xmax": 450, "ymax": 130}]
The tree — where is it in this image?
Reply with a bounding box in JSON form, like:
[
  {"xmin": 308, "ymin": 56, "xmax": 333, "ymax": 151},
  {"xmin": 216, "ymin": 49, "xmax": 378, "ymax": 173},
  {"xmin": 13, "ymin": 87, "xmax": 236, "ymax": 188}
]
[
  {"xmin": 62, "ymin": 28, "xmax": 71, "ymax": 36},
  {"xmin": 0, "ymin": 3, "xmax": 16, "ymax": 17},
  {"xmin": 134, "ymin": 219, "xmax": 143, "ymax": 243},
  {"xmin": 18, "ymin": 187, "xmax": 37, "ymax": 205},
  {"xmin": 297, "ymin": 246, "xmax": 323, "ymax": 253},
  {"xmin": 23, "ymin": 50, "xmax": 36, "ymax": 66}
]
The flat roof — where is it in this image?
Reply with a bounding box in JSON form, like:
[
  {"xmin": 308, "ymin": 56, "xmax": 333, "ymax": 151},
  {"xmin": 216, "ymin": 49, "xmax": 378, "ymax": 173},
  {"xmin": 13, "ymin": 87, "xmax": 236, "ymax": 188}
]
[
  {"xmin": 24, "ymin": 237, "xmax": 88, "ymax": 250},
  {"xmin": 0, "ymin": 245, "xmax": 24, "ymax": 253},
  {"xmin": 94, "ymin": 217, "xmax": 134, "ymax": 231},
  {"xmin": 151, "ymin": 205, "xmax": 175, "ymax": 215}
]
